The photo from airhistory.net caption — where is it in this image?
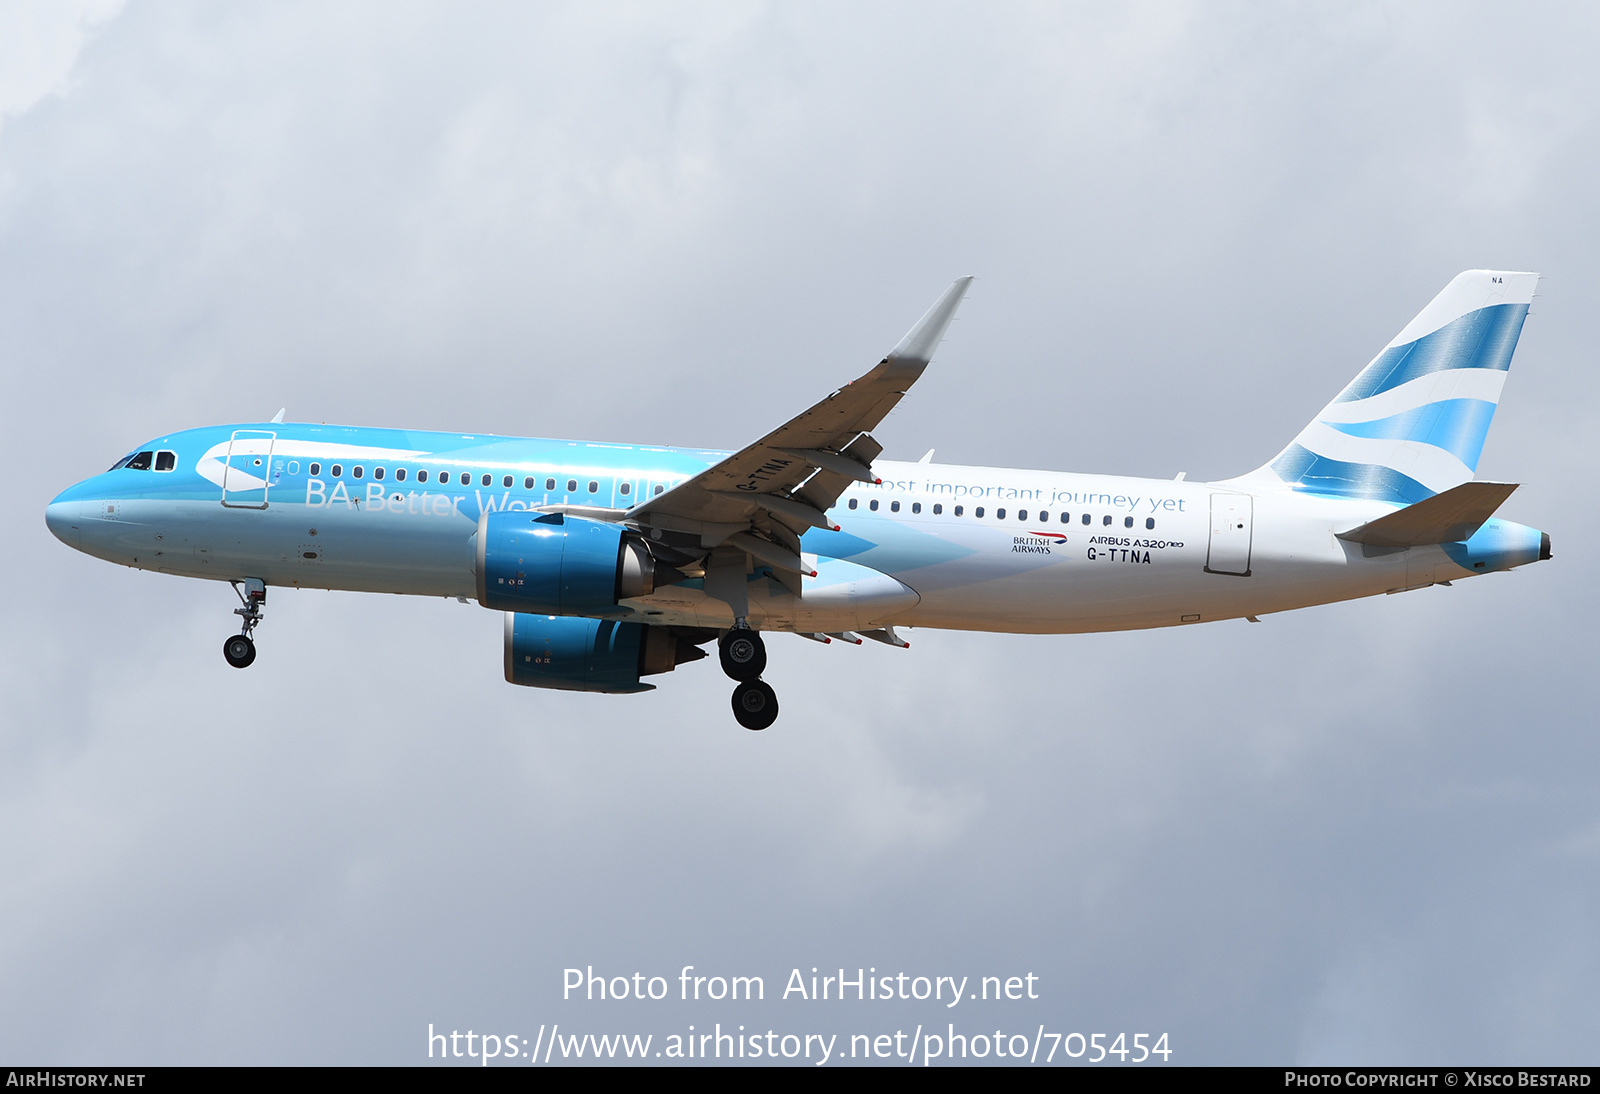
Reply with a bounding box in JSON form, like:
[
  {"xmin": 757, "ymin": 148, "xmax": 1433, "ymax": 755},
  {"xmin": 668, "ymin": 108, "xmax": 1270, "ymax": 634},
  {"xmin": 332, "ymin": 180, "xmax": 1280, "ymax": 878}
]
[{"xmin": 428, "ymin": 963, "xmax": 1166, "ymax": 1065}]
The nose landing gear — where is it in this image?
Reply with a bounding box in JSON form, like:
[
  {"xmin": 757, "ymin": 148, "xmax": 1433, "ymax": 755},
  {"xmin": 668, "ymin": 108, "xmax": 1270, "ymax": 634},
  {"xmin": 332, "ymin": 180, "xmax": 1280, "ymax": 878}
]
[
  {"xmin": 720, "ymin": 624, "xmax": 777, "ymax": 730},
  {"xmin": 224, "ymin": 578, "xmax": 266, "ymax": 669}
]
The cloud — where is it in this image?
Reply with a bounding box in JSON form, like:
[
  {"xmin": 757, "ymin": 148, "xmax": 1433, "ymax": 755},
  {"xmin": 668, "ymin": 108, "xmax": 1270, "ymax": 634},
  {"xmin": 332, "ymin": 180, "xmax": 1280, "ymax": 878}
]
[
  {"xmin": 0, "ymin": 0, "xmax": 125, "ymax": 129},
  {"xmin": 3, "ymin": 0, "xmax": 1598, "ymax": 1065}
]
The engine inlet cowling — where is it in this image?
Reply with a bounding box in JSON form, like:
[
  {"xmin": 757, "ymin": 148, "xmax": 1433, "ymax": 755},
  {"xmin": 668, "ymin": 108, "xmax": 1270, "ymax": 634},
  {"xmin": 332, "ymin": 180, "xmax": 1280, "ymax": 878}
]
[{"xmin": 475, "ymin": 510, "xmax": 675, "ymax": 616}]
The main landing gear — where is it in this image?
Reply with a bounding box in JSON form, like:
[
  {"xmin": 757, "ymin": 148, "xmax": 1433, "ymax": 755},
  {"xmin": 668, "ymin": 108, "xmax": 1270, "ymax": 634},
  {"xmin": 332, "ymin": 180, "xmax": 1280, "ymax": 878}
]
[
  {"xmin": 720, "ymin": 624, "xmax": 777, "ymax": 731},
  {"xmin": 223, "ymin": 578, "xmax": 266, "ymax": 669}
]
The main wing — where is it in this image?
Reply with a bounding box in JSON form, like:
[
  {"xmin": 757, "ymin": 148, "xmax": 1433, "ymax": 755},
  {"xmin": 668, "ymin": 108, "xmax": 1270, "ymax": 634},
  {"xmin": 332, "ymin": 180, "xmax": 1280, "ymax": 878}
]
[{"xmin": 624, "ymin": 276, "xmax": 973, "ymax": 587}]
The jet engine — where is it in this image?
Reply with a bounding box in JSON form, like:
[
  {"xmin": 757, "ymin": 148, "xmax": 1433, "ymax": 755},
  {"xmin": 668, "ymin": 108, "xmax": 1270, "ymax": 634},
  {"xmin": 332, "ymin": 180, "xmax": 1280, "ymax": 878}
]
[
  {"xmin": 503, "ymin": 613, "xmax": 708, "ymax": 693},
  {"xmin": 475, "ymin": 511, "xmax": 678, "ymax": 615}
]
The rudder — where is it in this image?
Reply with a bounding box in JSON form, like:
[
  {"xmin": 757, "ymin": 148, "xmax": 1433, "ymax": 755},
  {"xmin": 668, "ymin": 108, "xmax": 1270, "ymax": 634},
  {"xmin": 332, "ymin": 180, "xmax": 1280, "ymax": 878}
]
[{"xmin": 1264, "ymin": 270, "xmax": 1537, "ymax": 504}]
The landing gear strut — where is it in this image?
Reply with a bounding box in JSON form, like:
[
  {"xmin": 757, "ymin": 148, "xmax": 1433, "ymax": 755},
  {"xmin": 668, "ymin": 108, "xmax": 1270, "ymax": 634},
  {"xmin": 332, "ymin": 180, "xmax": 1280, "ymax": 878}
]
[
  {"xmin": 720, "ymin": 624, "xmax": 777, "ymax": 730},
  {"xmin": 224, "ymin": 578, "xmax": 266, "ymax": 669}
]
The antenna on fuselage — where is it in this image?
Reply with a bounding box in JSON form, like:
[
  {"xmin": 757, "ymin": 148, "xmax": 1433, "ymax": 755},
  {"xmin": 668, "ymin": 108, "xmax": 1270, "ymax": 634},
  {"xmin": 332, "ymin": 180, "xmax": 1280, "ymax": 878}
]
[{"xmin": 270, "ymin": 408, "xmax": 286, "ymax": 424}]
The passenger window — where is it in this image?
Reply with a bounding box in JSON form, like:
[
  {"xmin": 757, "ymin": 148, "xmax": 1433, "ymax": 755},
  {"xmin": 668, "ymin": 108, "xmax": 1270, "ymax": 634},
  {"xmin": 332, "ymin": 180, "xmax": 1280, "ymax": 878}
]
[
  {"xmin": 567, "ymin": 479, "xmax": 578, "ymax": 492},
  {"xmin": 481, "ymin": 474, "xmax": 491, "ymax": 487},
  {"xmin": 332, "ymin": 464, "xmax": 342, "ymax": 477},
  {"xmin": 524, "ymin": 476, "xmax": 535, "ymax": 489},
  {"xmin": 869, "ymin": 499, "xmax": 879, "ymax": 511},
  {"xmin": 1037, "ymin": 511, "xmax": 1046, "ymax": 522},
  {"xmin": 912, "ymin": 502, "xmax": 921, "ymax": 514},
  {"xmin": 353, "ymin": 466, "xmax": 364, "ymax": 479},
  {"xmin": 1146, "ymin": 518, "xmax": 1156, "ymax": 530},
  {"xmin": 310, "ymin": 462, "xmax": 321, "ymax": 476},
  {"xmin": 848, "ymin": 498, "xmax": 858, "ymax": 509},
  {"xmin": 1017, "ymin": 510, "xmax": 1027, "ymax": 521},
  {"xmin": 1103, "ymin": 515, "xmax": 1112, "ymax": 526},
  {"xmin": 1060, "ymin": 512, "xmax": 1070, "ymax": 524},
  {"xmin": 588, "ymin": 481, "xmax": 598, "ymax": 493},
  {"xmin": 127, "ymin": 451, "xmax": 154, "ymax": 470},
  {"xmin": 503, "ymin": 475, "xmax": 512, "ymax": 488},
  {"xmin": 416, "ymin": 469, "xmax": 427, "ymax": 483},
  {"xmin": 975, "ymin": 507, "xmax": 985, "ymax": 518},
  {"xmin": 1081, "ymin": 513, "xmax": 1090, "ymax": 525},
  {"xmin": 933, "ymin": 504, "xmax": 942, "ymax": 515},
  {"xmin": 890, "ymin": 501, "xmax": 900, "ymax": 512},
  {"xmin": 619, "ymin": 482, "xmax": 631, "ymax": 496},
  {"xmin": 154, "ymin": 451, "xmax": 176, "ymax": 472},
  {"xmin": 546, "ymin": 478, "xmax": 556, "ymax": 490},
  {"xmin": 395, "ymin": 468, "xmax": 406, "ymax": 481},
  {"xmin": 954, "ymin": 505, "xmax": 963, "ymax": 516},
  {"xmin": 996, "ymin": 508, "xmax": 1006, "ymax": 519},
  {"xmin": 460, "ymin": 472, "xmax": 471, "ymax": 486},
  {"xmin": 1124, "ymin": 516, "xmax": 1133, "ymax": 528},
  {"xmin": 374, "ymin": 467, "xmax": 385, "ymax": 480}
]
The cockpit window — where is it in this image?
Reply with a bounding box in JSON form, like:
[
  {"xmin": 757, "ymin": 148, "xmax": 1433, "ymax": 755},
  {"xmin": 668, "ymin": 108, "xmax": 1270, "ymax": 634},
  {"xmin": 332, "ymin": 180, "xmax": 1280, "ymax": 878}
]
[
  {"xmin": 154, "ymin": 451, "xmax": 176, "ymax": 472},
  {"xmin": 107, "ymin": 452, "xmax": 136, "ymax": 471},
  {"xmin": 125, "ymin": 451, "xmax": 154, "ymax": 470}
]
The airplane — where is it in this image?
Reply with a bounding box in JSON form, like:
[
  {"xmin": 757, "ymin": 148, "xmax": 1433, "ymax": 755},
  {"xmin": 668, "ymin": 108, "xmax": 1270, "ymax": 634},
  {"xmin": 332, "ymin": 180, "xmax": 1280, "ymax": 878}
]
[{"xmin": 44, "ymin": 270, "xmax": 1550, "ymax": 730}]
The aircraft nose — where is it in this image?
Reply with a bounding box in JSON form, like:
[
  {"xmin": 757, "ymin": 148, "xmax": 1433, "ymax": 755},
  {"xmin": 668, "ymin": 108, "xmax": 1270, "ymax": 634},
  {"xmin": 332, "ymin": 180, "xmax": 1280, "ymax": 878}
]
[{"xmin": 45, "ymin": 497, "xmax": 84, "ymax": 550}]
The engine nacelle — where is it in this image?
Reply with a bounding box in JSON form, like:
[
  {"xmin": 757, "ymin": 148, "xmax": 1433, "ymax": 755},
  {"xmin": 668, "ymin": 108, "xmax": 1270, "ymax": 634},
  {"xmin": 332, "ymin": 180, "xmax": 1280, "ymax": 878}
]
[
  {"xmin": 475, "ymin": 511, "xmax": 667, "ymax": 615},
  {"xmin": 503, "ymin": 613, "xmax": 707, "ymax": 693}
]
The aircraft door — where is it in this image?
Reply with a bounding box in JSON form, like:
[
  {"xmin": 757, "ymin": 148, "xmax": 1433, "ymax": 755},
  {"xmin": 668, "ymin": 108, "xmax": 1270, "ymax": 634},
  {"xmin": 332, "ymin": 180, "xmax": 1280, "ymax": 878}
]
[
  {"xmin": 1205, "ymin": 492, "xmax": 1253, "ymax": 576},
  {"xmin": 221, "ymin": 430, "xmax": 277, "ymax": 509}
]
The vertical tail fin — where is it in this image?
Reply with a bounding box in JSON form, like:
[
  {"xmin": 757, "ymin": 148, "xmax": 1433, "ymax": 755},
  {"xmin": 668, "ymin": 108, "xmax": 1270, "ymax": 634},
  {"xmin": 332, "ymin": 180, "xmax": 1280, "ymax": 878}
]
[{"xmin": 1263, "ymin": 270, "xmax": 1538, "ymax": 504}]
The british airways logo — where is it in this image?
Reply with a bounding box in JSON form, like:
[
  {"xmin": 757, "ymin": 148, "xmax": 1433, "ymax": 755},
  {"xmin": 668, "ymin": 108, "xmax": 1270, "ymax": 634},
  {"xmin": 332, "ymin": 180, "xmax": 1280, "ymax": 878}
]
[{"xmin": 1013, "ymin": 532, "xmax": 1066, "ymax": 554}]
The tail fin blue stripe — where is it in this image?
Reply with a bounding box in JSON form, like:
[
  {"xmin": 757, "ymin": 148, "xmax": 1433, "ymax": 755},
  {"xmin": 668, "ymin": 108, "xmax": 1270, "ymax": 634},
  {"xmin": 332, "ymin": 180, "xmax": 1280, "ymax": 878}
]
[
  {"xmin": 1256, "ymin": 272, "xmax": 1537, "ymax": 505},
  {"xmin": 1336, "ymin": 303, "xmax": 1528, "ymax": 403},
  {"xmin": 1322, "ymin": 398, "xmax": 1498, "ymax": 470},
  {"xmin": 1270, "ymin": 444, "xmax": 1435, "ymax": 505}
]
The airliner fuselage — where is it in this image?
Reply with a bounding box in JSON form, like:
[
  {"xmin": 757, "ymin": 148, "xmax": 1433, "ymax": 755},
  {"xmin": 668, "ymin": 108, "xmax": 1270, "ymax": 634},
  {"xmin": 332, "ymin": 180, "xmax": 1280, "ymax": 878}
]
[
  {"xmin": 44, "ymin": 271, "xmax": 1552, "ymax": 729},
  {"xmin": 44, "ymin": 424, "xmax": 1545, "ymax": 636}
]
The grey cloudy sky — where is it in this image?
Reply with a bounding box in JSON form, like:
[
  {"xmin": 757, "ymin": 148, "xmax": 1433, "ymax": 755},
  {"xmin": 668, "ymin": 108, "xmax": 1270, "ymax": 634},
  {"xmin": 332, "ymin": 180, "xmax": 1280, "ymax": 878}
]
[{"xmin": 2, "ymin": 0, "xmax": 1597, "ymax": 1065}]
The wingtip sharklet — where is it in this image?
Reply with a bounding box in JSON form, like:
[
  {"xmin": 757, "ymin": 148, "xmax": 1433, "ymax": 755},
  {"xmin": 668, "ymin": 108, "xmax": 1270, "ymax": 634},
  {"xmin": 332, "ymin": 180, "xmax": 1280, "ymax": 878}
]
[{"xmin": 887, "ymin": 275, "xmax": 974, "ymax": 365}]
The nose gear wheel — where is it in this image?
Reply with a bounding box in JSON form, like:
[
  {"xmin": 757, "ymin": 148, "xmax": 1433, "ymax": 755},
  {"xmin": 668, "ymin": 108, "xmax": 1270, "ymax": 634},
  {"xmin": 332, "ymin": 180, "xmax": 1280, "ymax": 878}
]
[
  {"xmin": 223, "ymin": 634, "xmax": 256, "ymax": 668},
  {"xmin": 224, "ymin": 579, "xmax": 267, "ymax": 669}
]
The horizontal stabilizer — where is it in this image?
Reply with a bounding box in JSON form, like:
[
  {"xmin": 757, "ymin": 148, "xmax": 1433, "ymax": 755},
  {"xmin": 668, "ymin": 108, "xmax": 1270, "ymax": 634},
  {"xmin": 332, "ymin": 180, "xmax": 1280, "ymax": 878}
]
[{"xmin": 1336, "ymin": 481, "xmax": 1518, "ymax": 548}]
